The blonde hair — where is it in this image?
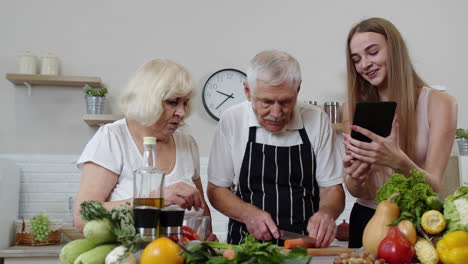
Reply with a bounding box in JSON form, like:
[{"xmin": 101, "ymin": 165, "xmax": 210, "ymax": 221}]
[
  {"xmin": 120, "ymin": 59, "xmax": 194, "ymax": 127},
  {"xmin": 346, "ymin": 17, "xmax": 427, "ymax": 160},
  {"xmin": 247, "ymin": 49, "xmax": 301, "ymax": 93}
]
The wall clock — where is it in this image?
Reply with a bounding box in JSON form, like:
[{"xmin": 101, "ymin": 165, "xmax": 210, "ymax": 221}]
[{"xmin": 202, "ymin": 68, "xmax": 247, "ymax": 121}]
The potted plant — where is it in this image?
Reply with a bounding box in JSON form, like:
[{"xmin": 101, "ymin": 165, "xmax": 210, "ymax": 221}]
[
  {"xmin": 456, "ymin": 128, "xmax": 468, "ymax": 155},
  {"xmin": 84, "ymin": 84, "xmax": 108, "ymax": 114}
]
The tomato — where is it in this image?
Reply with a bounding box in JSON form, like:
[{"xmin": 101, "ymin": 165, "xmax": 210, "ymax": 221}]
[
  {"xmin": 378, "ymin": 226, "xmax": 414, "ymax": 264},
  {"xmin": 140, "ymin": 237, "xmax": 184, "ymax": 264}
]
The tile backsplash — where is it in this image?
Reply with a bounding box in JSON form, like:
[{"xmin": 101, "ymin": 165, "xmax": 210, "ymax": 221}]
[{"xmin": 0, "ymin": 154, "xmax": 356, "ymax": 243}]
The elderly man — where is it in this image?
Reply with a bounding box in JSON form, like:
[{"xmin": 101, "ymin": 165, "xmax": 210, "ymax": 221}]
[{"xmin": 207, "ymin": 50, "xmax": 345, "ymax": 247}]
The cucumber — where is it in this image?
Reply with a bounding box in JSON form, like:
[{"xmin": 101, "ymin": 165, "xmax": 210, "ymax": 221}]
[
  {"xmin": 59, "ymin": 239, "xmax": 99, "ymax": 264},
  {"xmin": 74, "ymin": 244, "xmax": 118, "ymax": 264}
]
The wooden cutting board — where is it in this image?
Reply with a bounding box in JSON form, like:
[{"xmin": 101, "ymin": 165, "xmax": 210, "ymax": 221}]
[
  {"xmin": 306, "ymin": 247, "xmax": 353, "ymax": 256},
  {"xmin": 282, "ymin": 247, "xmax": 353, "ymax": 256}
]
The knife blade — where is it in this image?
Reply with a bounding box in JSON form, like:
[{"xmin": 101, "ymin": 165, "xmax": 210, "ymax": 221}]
[{"xmin": 279, "ymin": 230, "xmax": 316, "ymax": 243}]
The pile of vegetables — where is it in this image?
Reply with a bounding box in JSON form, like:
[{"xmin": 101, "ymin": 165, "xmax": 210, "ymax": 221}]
[
  {"xmin": 181, "ymin": 234, "xmax": 311, "ymax": 264},
  {"xmin": 376, "ymin": 169, "xmax": 443, "ymax": 228},
  {"xmin": 59, "ymin": 201, "xmax": 139, "ymax": 264},
  {"xmin": 363, "ymin": 169, "xmax": 468, "ymax": 264}
]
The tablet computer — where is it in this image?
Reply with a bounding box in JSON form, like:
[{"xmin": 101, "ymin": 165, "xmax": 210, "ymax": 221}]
[{"xmin": 351, "ymin": 101, "xmax": 397, "ymax": 143}]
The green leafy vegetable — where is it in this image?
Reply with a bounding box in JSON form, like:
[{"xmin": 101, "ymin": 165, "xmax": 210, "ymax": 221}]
[
  {"xmin": 444, "ymin": 186, "xmax": 468, "ymax": 232},
  {"xmin": 80, "ymin": 201, "xmax": 110, "ymax": 221},
  {"xmin": 376, "ymin": 170, "xmax": 440, "ymax": 228},
  {"xmin": 182, "ymin": 234, "xmax": 310, "ymax": 264}
]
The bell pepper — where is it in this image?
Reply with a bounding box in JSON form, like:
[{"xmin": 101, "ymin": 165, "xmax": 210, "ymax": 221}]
[
  {"xmin": 182, "ymin": 225, "xmax": 200, "ymax": 241},
  {"xmin": 436, "ymin": 230, "xmax": 468, "ymax": 264}
]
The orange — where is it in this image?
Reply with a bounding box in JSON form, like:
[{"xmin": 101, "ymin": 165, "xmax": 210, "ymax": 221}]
[{"xmin": 140, "ymin": 237, "xmax": 184, "ymax": 264}]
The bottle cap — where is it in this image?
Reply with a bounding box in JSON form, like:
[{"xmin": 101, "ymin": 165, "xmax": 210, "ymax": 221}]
[{"xmin": 143, "ymin": 137, "xmax": 156, "ymax": 145}]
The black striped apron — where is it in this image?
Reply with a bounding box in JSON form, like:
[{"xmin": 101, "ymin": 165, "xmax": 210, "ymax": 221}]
[{"xmin": 227, "ymin": 126, "xmax": 320, "ymax": 245}]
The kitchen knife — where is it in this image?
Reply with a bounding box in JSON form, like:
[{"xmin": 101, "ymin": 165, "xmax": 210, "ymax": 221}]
[{"xmin": 279, "ymin": 230, "xmax": 316, "ymax": 243}]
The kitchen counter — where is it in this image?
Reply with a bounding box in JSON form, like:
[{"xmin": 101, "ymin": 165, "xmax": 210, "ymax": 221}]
[
  {"xmin": 0, "ymin": 240, "xmax": 350, "ymax": 264},
  {"xmin": 0, "ymin": 243, "xmax": 64, "ymax": 264}
]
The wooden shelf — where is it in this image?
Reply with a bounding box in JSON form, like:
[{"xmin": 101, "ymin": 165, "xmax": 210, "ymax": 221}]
[
  {"xmin": 6, "ymin": 73, "xmax": 102, "ymax": 88},
  {"xmin": 83, "ymin": 114, "xmax": 123, "ymax": 127}
]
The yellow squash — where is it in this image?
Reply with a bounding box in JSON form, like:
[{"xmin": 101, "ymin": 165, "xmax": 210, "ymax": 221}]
[{"xmin": 362, "ymin": 193, "xmax": 400, "ymax": 255}]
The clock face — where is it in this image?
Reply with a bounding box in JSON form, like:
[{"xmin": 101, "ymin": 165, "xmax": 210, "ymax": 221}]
[{"xmin": 202, "ymin": 68, "xmax": 247, "ymax": 121}]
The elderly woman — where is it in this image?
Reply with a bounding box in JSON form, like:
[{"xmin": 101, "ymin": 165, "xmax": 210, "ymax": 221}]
[{"xmin": 74, "ymin": 59, "xmax": 216, "ymax": 241}]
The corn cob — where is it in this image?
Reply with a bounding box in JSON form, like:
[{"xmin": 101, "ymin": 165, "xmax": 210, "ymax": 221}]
[{"xmin": 414, "ymin": 237, "xmax": 439, "ymax": 264}]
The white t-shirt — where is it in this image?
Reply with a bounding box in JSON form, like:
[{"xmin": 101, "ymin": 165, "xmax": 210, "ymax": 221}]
[
  {"xmin": 77, "ymin": 118, "xmax": 203, "ymax": 216},
  {"xmin": 208, "ymin": 101, "xmax": 344, "ymax": 188}
]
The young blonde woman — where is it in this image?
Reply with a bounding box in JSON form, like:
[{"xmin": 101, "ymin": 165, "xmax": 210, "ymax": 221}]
[{"xmin": 342, "ymin": 17, "xmax": 457, "ymax": 248}]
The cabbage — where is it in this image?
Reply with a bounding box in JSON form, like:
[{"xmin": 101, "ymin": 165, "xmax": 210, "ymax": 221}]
[{"xmin": 444, "ymin": 186, "xmax": 468, "ymax": 232}]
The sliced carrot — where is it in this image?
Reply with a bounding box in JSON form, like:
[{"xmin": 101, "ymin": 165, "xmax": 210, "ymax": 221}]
[
  {"xmin": 284, "ymin": 238, "xmax": 315, "ymax": 249},
  {"xmin": 223, "ymin": 248, "xmax": 236, "ymax": 260}
]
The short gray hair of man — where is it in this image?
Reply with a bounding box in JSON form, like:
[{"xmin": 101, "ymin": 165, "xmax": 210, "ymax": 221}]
[{"xmin": 246, "ymin": 50, "xmax": 301, "ymax": 93}]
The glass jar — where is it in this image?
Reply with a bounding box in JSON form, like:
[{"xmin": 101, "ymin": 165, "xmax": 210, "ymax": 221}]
[
  {"xmin": 40, "ymin": 53, "xmax": 59, "ymax": 75},
  {"xmin": 19, "ymin": 52, "xmax": 37, "ymax": 74}
]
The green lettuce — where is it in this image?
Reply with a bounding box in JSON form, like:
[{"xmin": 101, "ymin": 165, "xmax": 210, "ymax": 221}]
[
  {"xmin": 376, "ymin": 170, "xmax": 440, "ymax": 227},
  {"xmin": 444, "ymin": 186, "xmax": 468, "ymax": 232}
]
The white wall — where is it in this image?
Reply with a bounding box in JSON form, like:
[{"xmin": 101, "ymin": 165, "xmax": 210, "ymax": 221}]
[{"xmin": 1, "ymin": 0, "xmax": 467, "ymax": 155}]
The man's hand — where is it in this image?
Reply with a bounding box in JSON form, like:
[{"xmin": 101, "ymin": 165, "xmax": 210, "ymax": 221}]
[
  {"xmin": 243, "ymin": 207, "xmax": 280, "ymax": 241},
  {"xmin": 164, "ymin": 182, "xmax": 205, "ymax": 211},
  {"xmin": 307, "ymin": 211, "xmax": 337, "ymax": 248}
]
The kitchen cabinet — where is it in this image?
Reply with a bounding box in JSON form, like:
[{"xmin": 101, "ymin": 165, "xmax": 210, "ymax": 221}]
[
  {"xmin": 5, "ymin": 73, "xmax": 102, "ymax": 88},
  {"xmin": 83, "ymin": 114, "xmax": 124, "ymax": 127}
]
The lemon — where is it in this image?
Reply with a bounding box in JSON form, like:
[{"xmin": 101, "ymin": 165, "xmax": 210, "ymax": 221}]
[
  {"xmin": 421, "ymin": 210, "xmax": 446, "ymax": 234},
  {"xmin": 140, "ymin": 237, "xmax": 184, "ymax": 264}
]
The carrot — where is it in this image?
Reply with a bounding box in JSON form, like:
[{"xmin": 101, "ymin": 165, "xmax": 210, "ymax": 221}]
[
  {"xmin": 223, "ymin": 248, "xmax": 236, "ymax": 260},
  {"xmin": 284, "ymin": 238, "xmax": 315, "ymax": 249}
]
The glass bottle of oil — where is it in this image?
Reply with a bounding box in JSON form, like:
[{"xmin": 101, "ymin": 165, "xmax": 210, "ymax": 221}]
[{"xmin": 133, "ymin": 136, "xmax": 165, "ymax": 246}]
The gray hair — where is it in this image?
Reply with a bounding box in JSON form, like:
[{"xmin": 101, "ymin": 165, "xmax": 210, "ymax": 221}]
[{"xmin": 246, "ymin": 50, "xmax": 301, "ymax": 92}]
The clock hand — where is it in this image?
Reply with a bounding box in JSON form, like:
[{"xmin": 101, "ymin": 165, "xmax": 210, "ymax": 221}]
[
  {"xmin": 215, "ymin": 93, "xmax": 234, "ymax": 109},
  {"xmin": 216, "ymin": 90, "xmax": 235, "ymax": 99}
]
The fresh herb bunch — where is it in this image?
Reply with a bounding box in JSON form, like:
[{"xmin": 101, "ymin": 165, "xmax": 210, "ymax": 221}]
[
  {"xmin": 30, "ymin": 212, "xmax": 50, "ymax": 242},
  {"xmin": 182, "ymin": 233, "xmax": 310, "ymax": 264},
  {"xmin": 456, "ymin": 128, "xmax": 468, "ymax": 140},
  {"xmin": 376, "ymin": 170, "xmax": 442, "ymax": 228},
  {"xmin": 83, "ymin": 84, "xmax": 108, "ymax": 97}
]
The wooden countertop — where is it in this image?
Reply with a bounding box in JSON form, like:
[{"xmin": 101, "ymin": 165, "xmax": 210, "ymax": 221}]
[
  {"xmin": 0, "ymin": 243, "xmax": 65, "ymax": 258},
  {"xmin": 0, "ymin": 241, "xmax": 350, "ymax": 263}
]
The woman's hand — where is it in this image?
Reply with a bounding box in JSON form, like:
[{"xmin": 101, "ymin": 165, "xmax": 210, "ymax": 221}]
[
  {"xmin": 343, "ymin": 154, "xmax": 370, "ymax": 184},
  {"xmin": 164, "ymin": 182, "xmax": 205, "ymax": 211},
  {"xmin": 343, "ymin": 116, "xmax": 407, "ymax": 170}
]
